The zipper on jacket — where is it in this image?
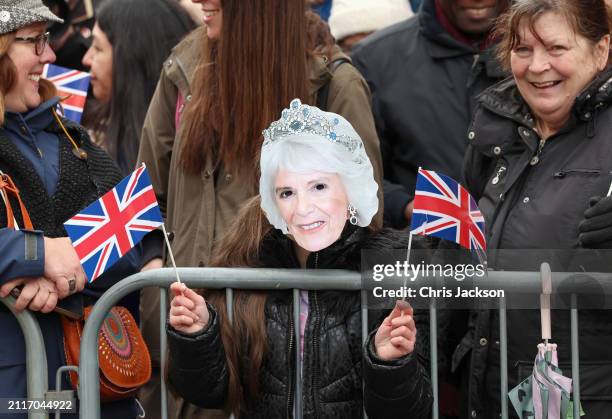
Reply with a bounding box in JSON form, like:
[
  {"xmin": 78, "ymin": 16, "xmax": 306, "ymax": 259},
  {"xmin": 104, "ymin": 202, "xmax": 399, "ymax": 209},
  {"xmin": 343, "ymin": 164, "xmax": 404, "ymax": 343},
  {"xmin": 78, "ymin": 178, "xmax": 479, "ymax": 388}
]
[
  {"xmin": 491, "ymin": 165, "xmax": 506, "ymax": 185},
  {"xmin": 536, "ymin": 138, "xmax": 546, "ymax": 157},
  {"xmin": 554, "ymin": 169, "xmax": 601, "ymax": 178},
  {"xmin": 286, "ymin": 302, "xmax": 295, "ymax": 418}
]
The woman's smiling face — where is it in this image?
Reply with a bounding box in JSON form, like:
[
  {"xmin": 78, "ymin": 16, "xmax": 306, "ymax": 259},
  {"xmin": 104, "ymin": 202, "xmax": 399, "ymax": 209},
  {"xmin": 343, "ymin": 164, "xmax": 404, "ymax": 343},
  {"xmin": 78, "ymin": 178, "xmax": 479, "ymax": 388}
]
[
  {"xmin": 274, "ymin": 169, "xmax": 348, "ymax": 253},
  {"xmin": 5, "ymin": 23, "xmax": 56, "ymax": 113},
  {"xmin": 510, "ymin": 12, "xmax": 610, "ymax": 131}
]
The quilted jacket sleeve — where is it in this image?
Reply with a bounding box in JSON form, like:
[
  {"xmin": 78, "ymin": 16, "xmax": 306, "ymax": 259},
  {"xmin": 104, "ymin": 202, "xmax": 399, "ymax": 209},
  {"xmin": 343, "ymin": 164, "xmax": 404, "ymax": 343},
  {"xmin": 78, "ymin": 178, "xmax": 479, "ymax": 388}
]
[
  {"xmin": 363, "ymin": 323, "xmax": 433, "ymax": 418},
  {"xmin": 167, "ymin": 303, "xmax": 229, "ymax": 408}
]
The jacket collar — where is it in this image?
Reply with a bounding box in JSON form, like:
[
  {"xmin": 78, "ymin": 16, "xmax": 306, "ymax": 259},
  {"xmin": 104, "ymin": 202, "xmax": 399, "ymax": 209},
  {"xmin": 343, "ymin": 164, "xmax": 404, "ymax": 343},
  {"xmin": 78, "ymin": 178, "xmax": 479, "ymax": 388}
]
[
  {"xmin": 470, "ymin": 66, "xmax": 612, "ymax": 155},
  {"xmin": 258, "ymin": 223, "xmax": 365, "ymax": 270},
  {"xmin": 418, "ymin": 0, "xmax": 506, "ymax": 81},
  {"xmin": 307, "ymin": 45, "xmax": 351, "ymax": 99},
  {"xmin": 165, "ymin": 26, "xmax": 206, "ymax": 94},
  {"xmin": 4, "ymin": 96, "xmax": 60, "ymax": 136},
  {"xmin": 477, "ymin": 66, "xmax": 612, "ymax": 125},
  {"xmin": 419, "ymin": 0, "xmax": 478, "ymax": 58}
]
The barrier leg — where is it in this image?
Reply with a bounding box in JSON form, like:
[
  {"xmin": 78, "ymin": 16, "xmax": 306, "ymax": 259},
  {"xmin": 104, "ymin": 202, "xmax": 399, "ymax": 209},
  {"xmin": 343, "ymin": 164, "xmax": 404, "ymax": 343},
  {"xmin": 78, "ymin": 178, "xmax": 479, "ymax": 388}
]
[
  {"xmin": 430, "ymin": 299, "xmax": 438, "ymax": 419},
  {"xmin": 1, "ymin": 296, "xmax": 49, "ymax": 419},
  {"xmin": 571, "ymin": 294, "xmax": 580, "ymax": 419},
  {"xmin": 500, "ymin": 298, "xmax": 508, "ymax": 419},
  {"xmin": 361, "ymin": 290, "xmax": 368, "ymax": 419},
  {"xmin": 226, "ymin": 288, "xmax": 235, "ymax": 419},
  {"xmin": 292, "ymin": 289, "xmax": 302, "ymax": 419},
  {"xmin": 160, "ymin": 288, "xmax": 168, "ymax": 419}
]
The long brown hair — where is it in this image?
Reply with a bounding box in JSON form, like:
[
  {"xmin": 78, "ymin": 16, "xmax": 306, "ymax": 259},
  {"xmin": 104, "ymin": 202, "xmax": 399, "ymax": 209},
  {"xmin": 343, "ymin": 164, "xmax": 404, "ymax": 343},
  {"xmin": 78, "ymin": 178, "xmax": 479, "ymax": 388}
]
[
  {"xmin": 179, "ymin": 0, "xmax": 336, "ymax": 185},
  {"xmin": 206, "ymin": 195, "xmax": 272, "ymax": 415}
]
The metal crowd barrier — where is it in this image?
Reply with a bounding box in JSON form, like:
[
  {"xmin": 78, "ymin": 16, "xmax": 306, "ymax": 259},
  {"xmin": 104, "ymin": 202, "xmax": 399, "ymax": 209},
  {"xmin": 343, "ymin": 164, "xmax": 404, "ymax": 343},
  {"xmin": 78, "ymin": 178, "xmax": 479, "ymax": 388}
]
[
  {"xmin": 5, "ymin": 267, "xmax": 611, "ymax": 418},
  {"xmin": 0, "ymin": 296, "xmax": 49, "ymax": 419}
]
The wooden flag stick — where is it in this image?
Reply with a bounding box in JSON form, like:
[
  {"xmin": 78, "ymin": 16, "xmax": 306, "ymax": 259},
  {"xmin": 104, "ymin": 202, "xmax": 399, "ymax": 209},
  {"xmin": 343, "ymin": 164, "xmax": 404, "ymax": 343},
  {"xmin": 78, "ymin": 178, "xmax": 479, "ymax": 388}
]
[
  {"xmin": 162, "ymin": 223, "xmax": 182, "ymax": 284},
  {"xmin": 403, "ymin": 166, "xmax": 424, "ymax": 302},
  {"xmin": 402, "ymin": 231, "xmax": 414, "ymax": 302}
]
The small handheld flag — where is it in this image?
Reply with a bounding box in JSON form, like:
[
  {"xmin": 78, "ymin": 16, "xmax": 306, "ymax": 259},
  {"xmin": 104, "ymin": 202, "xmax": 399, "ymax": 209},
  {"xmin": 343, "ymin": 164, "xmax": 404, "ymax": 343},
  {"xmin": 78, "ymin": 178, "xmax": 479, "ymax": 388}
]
[
  {"xmin": 64, "ymin": 165, "xmax": 163, "ymax": 282},
  {"xmin": 410, "ymin": 168, "xmax": 486, "ymax": 253},
  {"xmin": 43, "ymin": 64, "xmax": 91, "ymax": 124}
]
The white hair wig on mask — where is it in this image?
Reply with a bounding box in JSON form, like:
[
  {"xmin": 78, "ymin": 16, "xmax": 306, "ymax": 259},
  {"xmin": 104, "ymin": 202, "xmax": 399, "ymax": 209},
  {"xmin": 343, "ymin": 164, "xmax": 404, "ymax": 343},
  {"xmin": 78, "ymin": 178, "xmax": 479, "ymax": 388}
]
[{"xmin": 260, "ymin": 99, "xmax": 378, "ymax": 234}]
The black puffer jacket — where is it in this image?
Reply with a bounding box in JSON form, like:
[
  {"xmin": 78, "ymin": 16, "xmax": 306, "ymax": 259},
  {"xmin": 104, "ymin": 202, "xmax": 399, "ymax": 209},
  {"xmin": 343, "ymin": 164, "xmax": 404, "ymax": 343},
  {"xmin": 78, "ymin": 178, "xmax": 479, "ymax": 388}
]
[
  {"xmin": 167, "ymin": 226, "xmax": 433, "ymax": 418},
  {"xmin": 457, "ymin": 68, "xmax": 612, "ymax": 418}
]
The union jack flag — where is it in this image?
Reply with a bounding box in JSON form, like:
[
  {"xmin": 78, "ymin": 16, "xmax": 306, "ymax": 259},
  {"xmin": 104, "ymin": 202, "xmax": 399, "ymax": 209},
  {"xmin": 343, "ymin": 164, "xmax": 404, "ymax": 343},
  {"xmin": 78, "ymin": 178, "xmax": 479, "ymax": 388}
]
[
  {"xmin": 42, "ymin": 64, "xmax": 91, "ymax": 124},
  {"xmin": 64, "ymin": 165, "xmax": 163, "ymax": 282},
  {"xmin": 410, "ymin": 168, "xmax": 486, "ymax": 252}
]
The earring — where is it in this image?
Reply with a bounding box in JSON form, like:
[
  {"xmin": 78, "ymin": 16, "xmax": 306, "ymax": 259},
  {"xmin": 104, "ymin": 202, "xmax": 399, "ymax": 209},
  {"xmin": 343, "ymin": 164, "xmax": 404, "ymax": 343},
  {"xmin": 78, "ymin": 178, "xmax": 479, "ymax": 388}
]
[{"xmin": 348, "ymin": 204, "xmax": 358, "ymax": 225}]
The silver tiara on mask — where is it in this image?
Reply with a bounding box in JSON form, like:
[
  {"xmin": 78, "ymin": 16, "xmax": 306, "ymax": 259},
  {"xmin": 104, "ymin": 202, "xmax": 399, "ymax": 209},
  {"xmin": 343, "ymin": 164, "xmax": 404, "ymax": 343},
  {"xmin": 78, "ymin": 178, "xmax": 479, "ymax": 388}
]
[{"xmin": 262, "ymin": 98, "xmax": 367, "ymax": 165}]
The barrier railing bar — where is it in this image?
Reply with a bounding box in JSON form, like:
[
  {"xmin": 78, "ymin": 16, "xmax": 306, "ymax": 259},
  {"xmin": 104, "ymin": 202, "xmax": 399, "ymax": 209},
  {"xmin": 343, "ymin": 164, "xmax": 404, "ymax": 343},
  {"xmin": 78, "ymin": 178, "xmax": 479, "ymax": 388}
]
[
  {"xmin": 0, "ymin": 296, "xmax": 49, "ymax": 419},
  {"xmin": 430, "ymin": 298, "xmax": 438, "ymax": 419},
  {"xmin": 80, "ymin": 267, "xmax": 597, "ymax": 418},
  {"xmin": 499, "ymin": 297, "xmax": 508, "ymax": 419},
  {"xmin": 80, "ymin": 269, "xmax": 361, "ymax": 418},
  {"xmin": 159, "ymin": 288, "xmax": 168, "ymax": 419},
  {"xmin": 571, "ymin": 293, "xmax": 580, "ymax": 419}
]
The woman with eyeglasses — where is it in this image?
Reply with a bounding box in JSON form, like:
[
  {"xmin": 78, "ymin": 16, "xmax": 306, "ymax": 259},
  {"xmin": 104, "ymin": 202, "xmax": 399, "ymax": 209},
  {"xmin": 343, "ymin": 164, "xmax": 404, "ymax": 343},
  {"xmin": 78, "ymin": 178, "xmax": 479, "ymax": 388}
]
[{"xmin": 0, "ymin": 1, "xmax": 158, "ymax": 417}]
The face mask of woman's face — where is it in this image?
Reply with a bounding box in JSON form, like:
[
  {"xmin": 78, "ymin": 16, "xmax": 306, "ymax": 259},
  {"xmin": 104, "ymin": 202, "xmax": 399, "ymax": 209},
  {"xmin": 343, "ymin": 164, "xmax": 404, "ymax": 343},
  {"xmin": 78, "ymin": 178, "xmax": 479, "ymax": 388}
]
[{"xmin": 274, "ymin": 170, "xmax": 349, "ymax": 253}]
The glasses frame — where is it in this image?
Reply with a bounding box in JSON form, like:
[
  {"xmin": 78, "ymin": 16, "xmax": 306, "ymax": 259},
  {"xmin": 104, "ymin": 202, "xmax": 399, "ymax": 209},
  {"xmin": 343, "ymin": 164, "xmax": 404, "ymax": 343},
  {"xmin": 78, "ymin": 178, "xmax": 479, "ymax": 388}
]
[{"xmin": 14, "ymin": 32, "xmax": 50, "ymax": 56}]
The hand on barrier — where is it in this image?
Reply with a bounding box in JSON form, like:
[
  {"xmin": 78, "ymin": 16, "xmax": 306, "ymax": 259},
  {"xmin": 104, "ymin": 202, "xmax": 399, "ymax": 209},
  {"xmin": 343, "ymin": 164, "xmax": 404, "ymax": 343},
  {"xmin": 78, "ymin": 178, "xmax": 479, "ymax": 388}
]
[
  {"xmin": 0, "ymin": 276, "xmax": 59, "ymax": 312},
  {"xmin": 578, "ymin": 195, "xmax": 612, "ymax": 248},
  {"xmin": 169, "ymin": 282, "xmax": 210, "ymax": 334},
  {"xmin": 374, "ymin": 300, "xmax": 416, "ymax": 361},
  {"xmin": 43, "ymin": 237, "xmax": 86, "ymax": 298}
]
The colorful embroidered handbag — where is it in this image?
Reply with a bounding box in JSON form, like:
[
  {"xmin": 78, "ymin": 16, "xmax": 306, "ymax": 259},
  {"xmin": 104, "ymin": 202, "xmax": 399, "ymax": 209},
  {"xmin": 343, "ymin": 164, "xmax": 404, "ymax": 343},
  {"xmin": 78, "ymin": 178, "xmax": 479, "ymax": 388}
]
[{"xmin": 61, "ymin": 305, "xmax": 152, "ymax": 402}]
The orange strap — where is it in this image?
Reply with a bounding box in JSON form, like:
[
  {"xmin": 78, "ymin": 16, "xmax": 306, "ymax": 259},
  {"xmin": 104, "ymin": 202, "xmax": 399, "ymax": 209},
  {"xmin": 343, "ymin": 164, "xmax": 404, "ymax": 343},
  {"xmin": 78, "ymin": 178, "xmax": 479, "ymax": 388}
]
[{"xmin": 0, "ymin": 173, "xmax": 33, "ymax": 230}]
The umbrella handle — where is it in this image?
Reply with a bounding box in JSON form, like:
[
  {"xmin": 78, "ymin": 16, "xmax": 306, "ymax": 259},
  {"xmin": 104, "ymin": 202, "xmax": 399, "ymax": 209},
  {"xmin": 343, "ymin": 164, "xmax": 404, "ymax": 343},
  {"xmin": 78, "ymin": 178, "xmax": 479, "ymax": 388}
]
[{"xmin": 540, "ymin": 262, "xmax": 552, "ymax": 341}]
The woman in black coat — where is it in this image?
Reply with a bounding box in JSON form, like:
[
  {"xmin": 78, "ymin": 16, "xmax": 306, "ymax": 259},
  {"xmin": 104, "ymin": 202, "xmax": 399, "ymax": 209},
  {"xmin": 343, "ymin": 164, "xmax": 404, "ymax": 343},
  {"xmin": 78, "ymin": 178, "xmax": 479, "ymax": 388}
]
[
  {"xmin": 167, "ymin": 99, "xmax": 432, "ymax": 418},
  {"xmin": 457, "ymin": 1, "xmax": 612, "ymax": 417}
]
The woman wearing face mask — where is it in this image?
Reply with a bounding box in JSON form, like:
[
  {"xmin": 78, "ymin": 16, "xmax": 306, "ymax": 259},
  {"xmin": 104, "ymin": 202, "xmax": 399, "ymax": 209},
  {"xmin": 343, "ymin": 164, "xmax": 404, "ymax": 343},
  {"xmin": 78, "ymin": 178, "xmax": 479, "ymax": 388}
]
[
  {"xmin": 137, "ymin": 1, "xmax": 384, "ymax": 417},
  {"xmin": 0, "ymin": 0, "xmax": 159, "ymax": 417},
  {"xmin": 459, "ymin": 0, "xmax": 612, "ymax": 417},
  {"xmin": 166, "ymin": 99, "xmax": 432, "ymax": 418},
  {"xmin": 81, "ymin": 0, "xmax": 194, "ymax": 175}
]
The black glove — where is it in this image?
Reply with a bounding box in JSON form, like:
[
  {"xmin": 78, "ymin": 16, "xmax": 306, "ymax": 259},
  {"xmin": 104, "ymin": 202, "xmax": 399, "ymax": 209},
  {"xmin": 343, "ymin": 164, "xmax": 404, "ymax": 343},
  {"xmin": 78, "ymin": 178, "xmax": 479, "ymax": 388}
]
[{"xmin": 578, "ymin": 195, "xmax": 612, "ymax": 248}]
